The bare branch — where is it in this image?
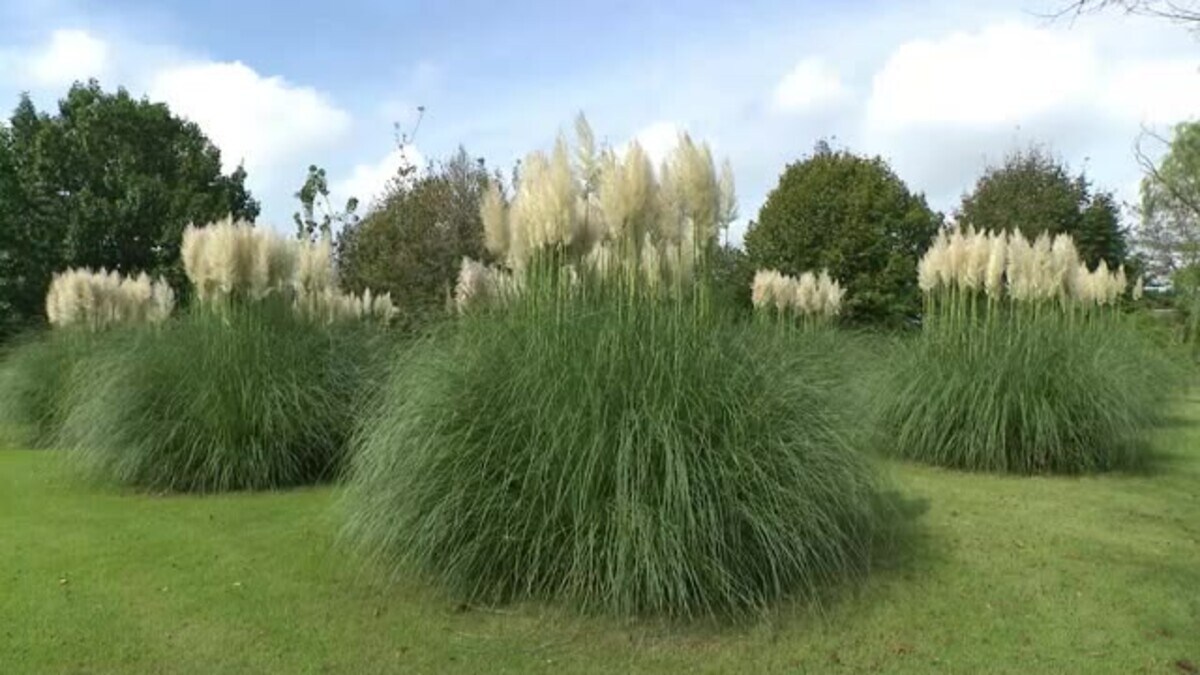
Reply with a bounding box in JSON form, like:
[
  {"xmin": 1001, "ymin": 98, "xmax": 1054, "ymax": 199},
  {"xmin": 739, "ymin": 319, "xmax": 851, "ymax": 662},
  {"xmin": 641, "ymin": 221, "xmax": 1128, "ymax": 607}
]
[{"xmin": 1047, "ymin": 0, "xmax": 1200, "ymax": 27}]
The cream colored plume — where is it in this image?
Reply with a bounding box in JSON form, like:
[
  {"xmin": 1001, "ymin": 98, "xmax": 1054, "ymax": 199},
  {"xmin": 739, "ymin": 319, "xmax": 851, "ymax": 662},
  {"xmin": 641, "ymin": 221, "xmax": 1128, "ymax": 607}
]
[
  {"xmin": 454, "ymin": 257, "xmax": 522, "ymax": 313},
  {"xmin": 45, "ymin": 267, "xmax": 175, "ymax": 330},
  {"xmin": 751, "ymin": 268, "xmax": 844, "ymax": 318}
]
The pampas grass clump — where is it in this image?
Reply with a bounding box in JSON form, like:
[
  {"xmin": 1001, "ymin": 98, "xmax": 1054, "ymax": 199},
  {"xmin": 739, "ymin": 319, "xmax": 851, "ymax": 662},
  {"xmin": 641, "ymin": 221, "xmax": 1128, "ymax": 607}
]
[
  {"xmin": 0, "ymin": 331, "xmax": 95, "ymax": 447},
  {"xmin": 59, "ymin": 219, "xmax": 390, "ymax": 492},
  {"xmin": 59, "ymin": 302, "xmax": 375, "ymax": 491},
  {"xmin": 343, "ymin": 117, "xmax": 884, "ymax": 619},
  {"xmin": 1, "ymin": 266, "xmax": 172, "ymax": 447},
  {"xmin": 880, "ymin": 227, "xmax": 1172, "ymax": 473}
]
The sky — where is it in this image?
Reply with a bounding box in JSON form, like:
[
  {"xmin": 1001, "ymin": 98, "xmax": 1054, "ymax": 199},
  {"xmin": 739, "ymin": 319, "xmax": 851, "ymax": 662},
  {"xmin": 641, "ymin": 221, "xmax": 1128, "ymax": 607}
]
[{"xmin": 0, "ymin": 0, "xmax": 1197, "ymax": 243}]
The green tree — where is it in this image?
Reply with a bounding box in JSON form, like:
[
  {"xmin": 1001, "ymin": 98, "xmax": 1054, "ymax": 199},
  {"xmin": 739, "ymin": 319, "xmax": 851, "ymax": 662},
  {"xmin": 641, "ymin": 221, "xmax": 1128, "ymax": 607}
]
[
  {"xmin": 1138, "ymin": 122, "xmax": 1200, "ymax": 281},
  {"xmin": 293, "ymin": 164, "xmax": 359, "ymax": 242},
  {"xmin": 1138, "ymin": 122, "xmax": 1200, "ymax": 345},
  {"xmin": 0, "ymin": 81, "xmax": 259, "ymax": 337},
  {"xmin": 707, "ymin": 243, "xmax": 754, "ymax": 314},
  {"xmin": 336, "ymin": 147, "xmax": 490, "ymax": 325},
  {"xmin": 744, "ymin": 144, "xmax": 942, "ymax": 324},
  {"xmin": 958, "ymin": 147, "xmax": 1127, "ymax": 269}
]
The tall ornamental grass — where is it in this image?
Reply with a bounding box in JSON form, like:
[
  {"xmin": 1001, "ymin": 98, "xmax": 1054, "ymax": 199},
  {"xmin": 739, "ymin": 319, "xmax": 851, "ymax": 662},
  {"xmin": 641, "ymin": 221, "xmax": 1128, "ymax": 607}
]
[
  {"xmin": 0, "ymin": 267, "xmax": 175, "ymax": 447},
  {"xmin": 0, "ymin": 330, "xmax": 92, "ymax": 447},
  {"xmin": 59, "ymin": 220, "xmax": 392, "ymax": 492},
  {"xmin": 879, "ymin": 228, "xmax": 1174, "ymax": 473},
  {"xmin": 343, "ymin": 117, "xmax": 885, "ymax": 619},
  {"xmin": 60, "ymin": 302, "xmax": 377, "ymax": 491}
]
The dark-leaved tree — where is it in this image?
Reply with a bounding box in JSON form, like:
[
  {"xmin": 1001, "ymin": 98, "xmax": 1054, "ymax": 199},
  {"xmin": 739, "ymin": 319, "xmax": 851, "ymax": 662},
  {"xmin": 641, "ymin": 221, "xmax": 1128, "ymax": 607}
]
[
  {"xmin": 958, "ymin": 147, "xmax": 1127, "ymax": 269},
  {"xmin": 0, "ymin": 81, "xmax": 259, "ymax": 338},
  {"xmin": 744, "ymin": 143, "xmax": 942, "ymax": 325}
]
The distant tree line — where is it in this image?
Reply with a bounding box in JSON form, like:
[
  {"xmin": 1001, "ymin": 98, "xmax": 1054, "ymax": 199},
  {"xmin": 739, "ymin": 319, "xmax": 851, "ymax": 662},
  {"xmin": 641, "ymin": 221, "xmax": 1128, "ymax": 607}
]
[{"xmin": 0, "ymin": 80, "xmax": 1172, "ymax": 340}]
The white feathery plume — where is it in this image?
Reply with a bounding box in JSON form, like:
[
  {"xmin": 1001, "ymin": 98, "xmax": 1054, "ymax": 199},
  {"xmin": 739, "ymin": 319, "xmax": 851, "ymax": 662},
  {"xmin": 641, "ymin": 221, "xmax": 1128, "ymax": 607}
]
[
  {"xmin": 961, "ymin": 228, "xmax": 989, "ymax": 291},
  {"xmin": 481, "ymin": 181, "xmax": 509, "ymax": 257},
  {"xmin": 795, "ymin": 272, "xmax": 818, "ymax": 313},
  {"xmin": 1006, "ymin": 231, "xmax": 1035, "ymax": 302},
  {"xmin": 1050, "ymin": 233, "xmax": 1078, "ymax": 300},
  {"xmin": 945, "ymin": 228, "xmax": 967, "ymax": 289},
  {"xmin": 918, "ymin": 230, "xmax": 948, "ymax": 293},
  {"xmin": 45, "ymin": 267, "xmax": 174, "ymax": 329},
  {"xmin": 984, "ymin": 231, "xmax": 1007, "ymax": 299}
]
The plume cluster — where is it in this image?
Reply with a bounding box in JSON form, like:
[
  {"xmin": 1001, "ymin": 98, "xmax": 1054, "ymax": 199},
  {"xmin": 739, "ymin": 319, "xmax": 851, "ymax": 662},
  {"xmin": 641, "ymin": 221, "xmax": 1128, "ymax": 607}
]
[
  {"xmin": 46, "ymin": 268, "xmax": 175, "ymax": 330},
  {"xmin": 751, "ymin": 269, "xmax": 845, "ymax": 318},
  {"xmin": 182, "ymin": 217, "xmax": 396, "ymax": 324},
  {"xmin": 182, "ymin": 218, "xmax": 297, "ymax": 303},
  {"xmin": 453, "ymin": 258, "xmax": 523, "ymax": 313},
  {"xmin": 918, "ymin": 228, "xmax": 1128, "ymax": 306},
  {"xmin": 464, "ymin": 115, "xmax": 736, "ymax": 310}
]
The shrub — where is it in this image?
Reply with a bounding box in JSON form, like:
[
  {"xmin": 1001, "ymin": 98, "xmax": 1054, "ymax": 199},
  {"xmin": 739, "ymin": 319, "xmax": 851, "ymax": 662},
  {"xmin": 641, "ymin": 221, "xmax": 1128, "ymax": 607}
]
[
  {"xmin": 878, "ymin": 228, "xmax": 1174, "ymax": 473},
  {"xmin": 59, "ymin": 301, "xmax": 380, "ymax": 491},
  {"xmin": 342, "ymin": 118, "xmax": 885, "ymax": 619}
]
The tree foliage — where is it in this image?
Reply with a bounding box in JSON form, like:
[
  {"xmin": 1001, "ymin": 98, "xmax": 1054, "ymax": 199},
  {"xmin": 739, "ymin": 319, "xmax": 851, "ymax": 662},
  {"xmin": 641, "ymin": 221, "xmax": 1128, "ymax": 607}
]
[
  {"xmin": 293, "ymin": 164, "xmax": 359, "ymax": 242},
  {"xmin": 958, "ymin": 147, "xmax": 1127, "ymax": 270},
  {"xmin": 336, "ymin": 147, "xmax": 490, "ymax": 325},
  {"xmin": 744, "ymin": 144, "xmax": 942, "ymax": 324},
  {"xmin": 0, "ymin": 81, "xmax": 259, "ymax": 338},
  {"xmin": 1138, "ymin": 122, "xmax": 1200, "ymax": 345},
  {"xmin": 1138, "ymin": 123, "xmax": 1200, "ymax": 281}
]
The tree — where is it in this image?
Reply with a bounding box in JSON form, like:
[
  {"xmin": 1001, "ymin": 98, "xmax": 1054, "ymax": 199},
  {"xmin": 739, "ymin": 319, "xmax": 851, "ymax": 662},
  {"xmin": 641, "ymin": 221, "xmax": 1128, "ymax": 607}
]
[
  {"xmin": 1054, "ymin": 0, "xmax": 1200, "ymax": 27},
  {"xmin": 336, "ymin": 147, "xmax": 490, "ymax": 325},
  {"xmin": 0, "ymin": 81, "xmax": 259, "ymax": 336},
  {"xmin": 0, "ymin": 124, "xmax": 24, "ymax": 337},
  {"xmin": 958, "ymin": 147, "xmax": 1127, "ymax": 269},
  {"xmin": 293, "ymin": 164, "xmax": 359, "ymax": 242},
  {"xmin": 707, "ymin": 243, "xmax": 754, "ymax": 314},
  {"xmin": 1137, "ymin": 122, "xmax": 1200, "ymax": 281},
  {"xmin": 744, "ymin": 144, "xmax": 942, "ymax": 324},
  {"xmin": 1137, "ymin": 122, "xmax": 1200, "ymax": 344}
]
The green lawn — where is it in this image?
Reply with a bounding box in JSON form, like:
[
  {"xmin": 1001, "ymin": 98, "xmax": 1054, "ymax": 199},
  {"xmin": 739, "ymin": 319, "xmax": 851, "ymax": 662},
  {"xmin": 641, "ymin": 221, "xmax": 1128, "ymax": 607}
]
[{"xmin": 3, "ymin": 399, "xmax": 1199, "ymax": 674}]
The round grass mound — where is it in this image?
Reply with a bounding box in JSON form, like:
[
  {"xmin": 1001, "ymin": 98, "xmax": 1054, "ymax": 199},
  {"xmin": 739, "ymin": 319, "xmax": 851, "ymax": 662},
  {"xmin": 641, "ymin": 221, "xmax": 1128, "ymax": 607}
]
[
  {"xmin": 342, "ymin": 294, "xmax": 884, "ymax": 619},
  {"xmin": 877, "ymin": 319, "xmax": 1174, "ymax": 474},
  {"xmin": 59, "ymin": 303, "xmax": 379, "ymax": 492},
  {"xmin": 0, "ymin": 330, "xmax": 94, "ymax": 448}
]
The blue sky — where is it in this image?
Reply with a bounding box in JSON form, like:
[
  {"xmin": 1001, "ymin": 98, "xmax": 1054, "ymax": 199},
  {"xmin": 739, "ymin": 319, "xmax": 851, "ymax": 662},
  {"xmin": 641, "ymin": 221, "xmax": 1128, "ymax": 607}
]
[{"xmin": 1, "ymin": 0, "xmax": 1197, "ymax": 240}]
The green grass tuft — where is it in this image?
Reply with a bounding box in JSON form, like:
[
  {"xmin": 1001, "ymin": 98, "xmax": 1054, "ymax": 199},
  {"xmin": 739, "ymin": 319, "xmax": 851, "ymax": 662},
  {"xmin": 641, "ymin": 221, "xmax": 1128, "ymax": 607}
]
[
  {"xmin": 877, "ymin": 315, "xmax": 1176, "ymax": 473},
  {"xmin": 343, "ymin": 276, "xmax": 885, "ymax": 619},
  {"xmin": 59, "ymin": 301, "xmax": 382, "ymax": 492},
  {"xmin": 0, "ymin": 329, "xmax": 95, "ymax": 447}
]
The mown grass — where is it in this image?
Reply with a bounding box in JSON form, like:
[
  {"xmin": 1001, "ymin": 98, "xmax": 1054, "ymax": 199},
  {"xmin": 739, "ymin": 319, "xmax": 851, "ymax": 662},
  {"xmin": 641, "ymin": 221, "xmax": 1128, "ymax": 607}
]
[{"xmin": 3, "ymin": 392, "xmax": 1197, "ymax": 673}]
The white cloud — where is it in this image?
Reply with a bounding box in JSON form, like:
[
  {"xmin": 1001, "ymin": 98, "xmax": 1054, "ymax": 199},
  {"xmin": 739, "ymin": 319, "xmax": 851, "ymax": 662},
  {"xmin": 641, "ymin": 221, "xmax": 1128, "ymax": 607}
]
[
  {"xmin": 1103, "ymin": 59, "xmax": 1200, "ymax": 126},
  {"xmin": 867, "ymin": 22, "xmax": 1098, "ymax": 130},
  {"xmin": 148, "ymin": 60, "xmax": 352, "ymax": 179},
  {"xmin": 631, "ymin": 121, "xmax": 683, "ymax": 166},
  {"xmin": 30, "ymin": 29, "xmax": 109, "ymax": 86},
  {"xmin": 771, "ymin": 58, "xmax": 848, "ymax": 114},
  {"xmin": 0, "ymin": 28, "xmax": 110, "ymax": 88},
  {"xmin": 332, "ymin": 145, "xmax": 425, "ymax": 210}
]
